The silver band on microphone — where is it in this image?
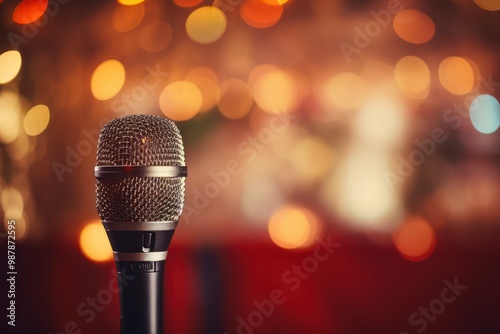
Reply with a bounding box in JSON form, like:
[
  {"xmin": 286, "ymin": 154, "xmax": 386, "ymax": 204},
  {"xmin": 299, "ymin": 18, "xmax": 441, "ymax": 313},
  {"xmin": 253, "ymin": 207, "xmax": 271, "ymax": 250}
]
[
  {"xmin": 113, "ymin": 251, "xmax": 168, "ymax": 262},
  {"xmin": 94, "ymin": 165, "xmax": 187, "ymax": 178},
  {"xmin": 103, "ymin": 221, "xmax": 178, "ymax": 231}
]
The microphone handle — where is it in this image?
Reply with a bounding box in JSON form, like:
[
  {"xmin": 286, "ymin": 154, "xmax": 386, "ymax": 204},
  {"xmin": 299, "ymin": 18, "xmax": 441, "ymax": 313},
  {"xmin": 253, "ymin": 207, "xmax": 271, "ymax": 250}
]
[{"xmin": 116, "ymin": 261, "xmax": 165, "ymax": 334}]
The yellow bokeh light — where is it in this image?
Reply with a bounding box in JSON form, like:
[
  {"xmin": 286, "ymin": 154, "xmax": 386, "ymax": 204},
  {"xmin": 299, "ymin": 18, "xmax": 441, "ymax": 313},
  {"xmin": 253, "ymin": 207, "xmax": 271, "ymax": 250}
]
[
  {"xmin": 187, "ymin": 66, "xmax": 220, "ymax": 113},
  {"xmin": 159, "ymin": 81, "xmax": 202, "ymax": 121},
  {"xmin": 393, "ymin": 216, "xmax": 436, "ymax": 262},
  {"xmin": 186, "ymin": 6, "xmax": 227, "ymax": 44},
  {"xmin": 394, "ymin": 56, "xmax": 430, "ymax": 100},
  {"xmin": 321, "ymin": 72, "xmax": 367, "ymax": 110},
  {"xmin": 0, "ymin": 91, "xmax": 21, "ymax": 144},
  {"xmin": 393, "ymin": 10, "xmax": 435, "ymax": 44},
  {"xmin": 91, "ymin": 59, "xmax": 126, "ymax": 101},
  {"xmin": 139, "ymin": 21, "xmax": 173, "ymax": 53},
  {"xmin": 117, "ymin": 0, "xmax": 144, "ymax": 5},
  {"xmin": 268, "ymin": 205, "xmax": 318, "ymax": 249},
  {"xmin": 291, "ymin": 136, "xmax": 333, "ymax": 181},
  {"xmin": 473, "ymin": 0, "xmax": 500, "ymax": 11},
  {"xmin": 251, "ymin": 69, "xmax": 297, "ymax": 114},
  {"xmin": 438, "ymin": 57, "xmax": 478, "ymax": 95},
  {"xmin": 79, "ymin": 221, "xmax": 113, "ymax": 262},
  {"xmin": 217, "ymin": 79, "xmax": 254, "ymax": 119},
  {"xmin": 0, "ymin": 50, "xmax": 22, "ymax": 84},
  {"xmin": 24, "ymin": 104, "xmax": 50, "ymax": 136},
  {"xmin": 112, "ymin": 2, "xmax": 145, "ymax": 32},
  {"xmin": 1, "ymin": 187, "xmax": 24, "ymax": 219}
]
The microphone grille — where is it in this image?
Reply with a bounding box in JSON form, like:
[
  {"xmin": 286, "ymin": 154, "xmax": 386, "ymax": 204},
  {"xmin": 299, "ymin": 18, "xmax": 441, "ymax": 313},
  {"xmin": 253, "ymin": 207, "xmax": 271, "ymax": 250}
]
[{"xmin": 95, "ymin": 115, "xmax": 186, "ymax": 222}]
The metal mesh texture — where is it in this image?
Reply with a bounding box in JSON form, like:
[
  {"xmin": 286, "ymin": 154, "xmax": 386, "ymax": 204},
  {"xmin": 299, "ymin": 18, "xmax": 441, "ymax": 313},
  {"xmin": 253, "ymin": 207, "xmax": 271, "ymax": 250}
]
[{"xmin": 95, "ymin": 115, "xmax": 185, "ymax": 222}]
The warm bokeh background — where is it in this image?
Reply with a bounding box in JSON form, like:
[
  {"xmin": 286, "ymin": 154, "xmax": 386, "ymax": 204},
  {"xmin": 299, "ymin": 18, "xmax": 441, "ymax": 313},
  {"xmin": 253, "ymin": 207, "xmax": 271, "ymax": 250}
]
[{"xmin": 1, "ymin": 0, "xmax": 500, "ymax": 333}]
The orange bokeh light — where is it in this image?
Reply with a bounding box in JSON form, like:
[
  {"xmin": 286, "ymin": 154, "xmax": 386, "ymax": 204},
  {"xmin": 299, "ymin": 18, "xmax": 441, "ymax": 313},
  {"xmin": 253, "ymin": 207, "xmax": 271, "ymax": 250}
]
[
  {"xmin": 240, "ymin": 0, "xmax": 283, "ymax": 29},
  {"xmin": 13, "ymin": 0, "xmax": 48, "ymax": 24},
  {"xmin": 393, "ymin": 216, "xmax": 436, "ymax": 262},
  {"xmin": 393, "ymin": 10, "xmax": 435, "ymax": 44},
  {"xmin": 174, "ymin": 0, "xmax": 203, "ymax": 7}
]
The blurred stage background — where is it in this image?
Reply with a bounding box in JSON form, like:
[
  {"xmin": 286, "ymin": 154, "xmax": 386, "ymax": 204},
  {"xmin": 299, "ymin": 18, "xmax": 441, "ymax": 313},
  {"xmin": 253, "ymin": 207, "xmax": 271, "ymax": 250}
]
[{"xmin": 1, "ymin": 0, "xmax": 500, "ymax": 333}]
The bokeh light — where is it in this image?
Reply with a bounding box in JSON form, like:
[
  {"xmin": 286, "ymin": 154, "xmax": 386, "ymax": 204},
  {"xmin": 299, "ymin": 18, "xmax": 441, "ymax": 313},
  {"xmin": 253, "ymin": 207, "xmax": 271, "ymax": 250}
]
[
  {"xmin": 469, "ymin": 94, "xmax": 500, "ymax": 134},
  {"xmin": 13, "ymin": 0, "xmax": 48, "ymax": 24},
  {"xmin": 393, "ymin": 10, "xmax": 435, "ymax": 44},
  {"xmin": 291, "ymin": 136, "xmax": 333, "ymax": 181},
  {"xmin": 473, "ymin": 0, "xmax": 500, "ymax": 11},
  {"xmin": 240, "ymin": 0, "xmax": 283, "ymax": 29},
  {"xmin": 174, "ymin": 0, "xmax": 203, "ymax": 7},
  {"xmin": 217, "ymin": 79, "xmax": 254, "ymax": 119},
  {"xmin": 0, "ymin": 91, "xmax": 21, "ymax": 144},
  {"xmin": 139, "ymin": 21, "xmax": 173, "ymax": 52},
  {"xmin": 438, "ymin": 57, "xmax": 478, "ymax": 95},
  {"xmin": 394, "ymin": 56, "xmax": 431, "ymax": 100},
  {"xmin": 79, "ymin": 221, "xmax": 113, "ymax": 262},
  {"xmin": 186, "ymin": 67, "xmax": 220, "ymax": 113},
  {"xmin": 241, "ymin": 178, "xmax": 284, "ymax": 222},
  {"xmin": 0, "ymin": 50, "xmax": 22, "ymax": 84},
  {"xmin": 393, "ymin": 216, "xmax": 436, "ymax": 262},
  {"xmin": 90, "ymin": 59, "xmax": 126, "ymax": 101},
  {"xmin": 112, "ymin": 2, "xmax": 145, "ymax": 32},
  {"xmin": 186, "ymin": 6, "xmax": 227, "ymax": 44},
  {"xmin": 321, "ymin": 72, "xmax": 367, "ymax": 110},
  {"xmin": 117, "ymin": 0, "xmax": 145, "ymax": 5},
  {"xmin": 1, "ymin": 187, "xmax": 24, "ymax": 219},
  {"xmin": 159, "ymin": 81, "xmax": 203, "ymax": 121},
  {"xmin": 24, "ymin": 104, "xmax": 50, "ymax": 136},
  {"xmin": 268, "ymin": 205, "xmax": 320, "ymax": 249},
  {"xmin": 251, "ymin": 67, "xmax": 298, "ymax": 114}
]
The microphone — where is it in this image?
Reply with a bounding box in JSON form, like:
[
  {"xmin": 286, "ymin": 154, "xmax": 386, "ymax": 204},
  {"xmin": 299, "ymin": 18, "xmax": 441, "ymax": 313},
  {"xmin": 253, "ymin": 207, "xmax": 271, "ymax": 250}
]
[{"xmin": 94, "ymin": 114, "xmax": 187, "ymax": 334}]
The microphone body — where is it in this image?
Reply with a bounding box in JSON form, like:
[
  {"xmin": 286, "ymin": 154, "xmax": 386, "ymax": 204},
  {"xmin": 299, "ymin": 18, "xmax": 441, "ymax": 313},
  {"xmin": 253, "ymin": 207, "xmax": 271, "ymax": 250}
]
[{"xmin": 94, "ymin": 115, "xmax": 187, "ymax": 334}]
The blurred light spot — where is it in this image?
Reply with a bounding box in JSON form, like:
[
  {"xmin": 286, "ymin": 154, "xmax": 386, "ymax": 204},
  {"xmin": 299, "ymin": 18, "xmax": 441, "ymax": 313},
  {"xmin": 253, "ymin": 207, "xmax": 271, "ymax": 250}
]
[
  {"xmin": 0, "ymin": 91, "xmax": 21, "ymax": 144},
  {"xmin": 355, "ymin": 96, "xmax": 406, "ymax": 145},
  {"xmin": 6, "ymin": 134, "xmax": 30, "ymax": 161},
  {"xmin": 393, "ymin": 216, "xmax": 436, "ymax": 261},
  {"xmin": 394, "ymin": 56, "xmax": 430, "ymax": 100},
  {"xmin": 174, "ymin": 0, "xmax": 203, "ymax": 7},
  {"xmin": 291, "ymin": 136, "xmax": 333, "ymax": 181},
  {"xmin": 24, "ymin": 104, "xmax": 50, "ymax": 136},
  {"xmin": 217, "ymin": 79, "xmax": 253, "ymax": 119},
  {"xmin": 186, "ymin": 6, "xmax": 227, "ymax": 44},
  {"xmin": 113, "ymin": 2, "xmax": 145, "ymax": 32},
  {"xmin": 321, "ymin": 72, "xmax": 367, "ymax": 110},
  {"xmin": 240, "ymin": 0, "xmax": 283, "ymax": 29},
  {"xmin": 473, "ymin": 0, "xmax": 500, "ymax": 11},
  {"xmin": 187, "ymin": 67, "xmax": 220, "ymax": 113},
  {"xmin": 251, "ymin": 68, "xmax": 297, "ymax": 114},
  {"xmin": 268, "ymin": 205, "xmax": 319, "ymax": 249},
  {"xmin": 0, "ymin": 50, "xmax": 22, "ymax": 84},
  {"xmin": 393, "ymin": 10, "xmax": 435, "ymax": 44},
  {"xmin": 139, "ymin": 21, "xmax": 173, "ymax": 52},
  {"xmin": 469, "ymin": 94, "xmax": 500, "ymax": 134},
  {"xmin": 117, "ymin": 0, "xmax": 144, "ymax": 5},
  {"xmin": 241, "ymin": 179, "xmax": 284, "ymax": 222},
  {"xmin": 1, "ymin": 187, "xmax": 24, "ymax": 219},
  {"xmin": 91, "ymin": 59, "xmax": 126, "ymax": 101},
  {"xmin": 159, "ymin": 81, "xmax": 202, "ymax": 121},
  {"xmin": 333, "ymin": 150, "xmax": 402, "ymax": 231},
  {"xmin": 438, "ymin": 57, "xmax": 478, "ymax": 95},
  {"xmin": 13, "ymin": 0, "xmax": 48, "ymax": 24},
  {"xmin": 79, "ymin": 221, "xmax": 113, "ymax": 262}
]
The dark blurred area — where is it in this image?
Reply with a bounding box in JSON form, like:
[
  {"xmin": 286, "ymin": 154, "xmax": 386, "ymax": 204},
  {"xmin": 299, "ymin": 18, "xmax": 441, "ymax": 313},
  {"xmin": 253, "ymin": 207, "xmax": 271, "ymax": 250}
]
[{"xmin": 1, "ymin": 0, "xmax": 500, "ymax": 333}]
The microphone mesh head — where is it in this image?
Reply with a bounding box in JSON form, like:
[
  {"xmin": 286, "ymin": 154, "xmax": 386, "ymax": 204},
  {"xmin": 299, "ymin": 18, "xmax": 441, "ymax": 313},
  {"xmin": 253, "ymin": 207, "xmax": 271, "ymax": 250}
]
[{"xmin": 95, "ymin": 115, "xmax": 185, "ymax": 222}]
